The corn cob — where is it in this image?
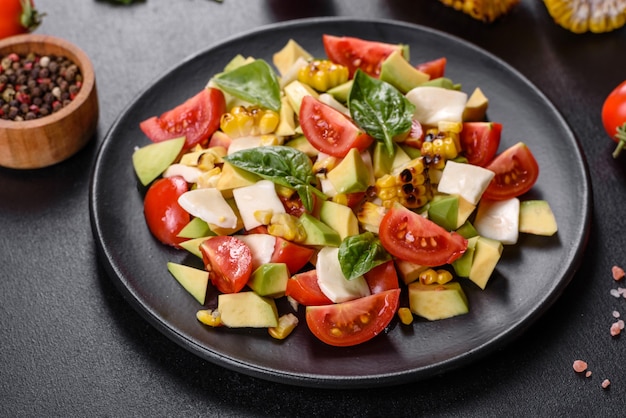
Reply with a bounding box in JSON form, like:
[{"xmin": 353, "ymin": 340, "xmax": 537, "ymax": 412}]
[
  {"xmin": 297, "ymin": 59, "xmax": 349, "ymax": 92},
  {"xmin": 220, "ymin": 105, "xmax": 280, "ymax": 138},
  {"xmin": 375, "ymin": 157, "xmax": 431, "ymax": 209},
  {"xmin": 438, "ymin": 0, "xmax": 520, "ymax": 22},
  {"xmin": 543, "ymin": 0, "xmax": 626, "ymax": 33}
]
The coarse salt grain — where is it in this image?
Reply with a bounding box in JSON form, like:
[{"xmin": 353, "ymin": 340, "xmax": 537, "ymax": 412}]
[
  {"xmin": 602, "ymin": 379, "xmax": 611, "ymax": 389},
  {"xmin": 613, "ymin": 310, "xmax": 621, "ymax": 318},
  {"xmin": 610, "ymin": 322, "xmax": 622, "ymax": 336},
  {"xmin": 612, "ymin": 266, "xmax": 625, "ymax": 281},
  {"xmin": 573, "ymin": 360, "xmax": 588, "ymax": 373},
  {"xmin": 585, "ymin": 370, "xmax": 592, "ymax": 378}
]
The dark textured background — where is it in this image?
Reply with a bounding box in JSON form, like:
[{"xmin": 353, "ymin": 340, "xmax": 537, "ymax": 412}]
[{"xmin": 2, "ymin": 0, "xmax": 626, "ymax": 416}]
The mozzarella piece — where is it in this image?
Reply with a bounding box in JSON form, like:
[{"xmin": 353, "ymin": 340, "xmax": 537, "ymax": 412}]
[
  {"xmin": 232, "ymin": 180, "xmax": 286, "ymax": 231},
  {"xmin": 474, "ymin": 197, "xmax": 520, "ymax": 245},
  {"xmin": 227, "ymin": 136, "xmax": 264, "ymax": 155},
  {"xmin": 405, "ymin": 86, "xmax": 467, "ymax": 126},
  {"xmin": 234, "ymin": 234, "xmax": 276, "ymax": 270},
  {"xmin": 316, "ymin": 247, "xmax": 370, "ymax": 303},
  {"xmin": 177, "ymin": 188, "xmax": 238, "ymax": 229},
  {"xmin": 437, "ymin": 160, "xmax": 495, "ymax": 205},
  {"xmin": 162, "ymin": 163, "xmax": 203, "ymax": 183}
]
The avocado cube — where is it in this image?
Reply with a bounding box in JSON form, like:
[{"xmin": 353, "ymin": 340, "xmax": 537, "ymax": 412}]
[
  {"xmin": 247, "ymin": 263, "xmax": 289, "ymax": 298},
  {"xmin": 468, "ymin": 236, "xmax": 503, "ymax": 289},
  {"xmin": 519, "ymin": 200, "xmax": 558, "ymax": 236},
  {"xmin": 327, "ymin": 148, "xmax": 373, "ymax": 194},
  {"xmin": 217, "ymin": 292, "xmax": 278, "ymax": 328},
  {"xmin": 319, "ymin": 200, "xmax": 359, "ymax": 241},
  {"xmin": 408, "ymin": 281, "xmax": 469, "ymax": 321}
]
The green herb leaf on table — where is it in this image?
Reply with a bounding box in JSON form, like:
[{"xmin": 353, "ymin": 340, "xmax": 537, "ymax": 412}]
[
  {"xmin": 338, "ymin": 232, "xmax": 391, "ymax": 280},
  {"xmin": 224, "ymin": 146, "xmax": 321, "ymax": 212},
  {"xmin": 212, "ymin": 59, "xmax": 281, "ymax": 112},
  {"xmin": 348, "ymin": 69, "xmax": 415, "ymax": 157}
]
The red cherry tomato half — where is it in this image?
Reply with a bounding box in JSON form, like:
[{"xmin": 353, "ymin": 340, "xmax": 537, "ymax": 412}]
[
  {"xmin": 305, "ymin": 289, "xmax": 401, "ymax": 347},
  {"xmin": 460, "ymin": 122, "xmax": 502, "ymax": 167},
  {"xmin": 270, "ymin": 237, "xmax": 315, "ymax": 275},
  {"xmin": 601, "ymin": 80, "xmax": 626, "ymax": 158},
  {"xmin": 143, "ymin": 176, "xmax": 190, "ymax": 247},
  {"xmin": 140, "ymin": 88, "xmax": 226, "ymax": 149},
  {"xmin": 200, "ymin": 236, "xmax": 252, "ymax": 294},
  {"xmin": 363, "ymin": 260, "xmax": 400, "ymax": 294},
  {"xmin": 482, "ymin": 142, "xmax": 539, "ymax": 201},
  {"xmin": 322, "ymin": 34, "xmax": 403, "ymax": 78},
  {"xmin": 415, "ymin": 57, "xmax": 447, "ymax": 80},
  {"xmin": 285, "ymin": 270, "xmax": 333, "ymax": 306},
  {"xmin": 299, "ymin": 95, "xmax": 374, "ymax": 158},
  {"xmin": 379, "ymin": 205, "xmax": 467, "ymax": 267}
]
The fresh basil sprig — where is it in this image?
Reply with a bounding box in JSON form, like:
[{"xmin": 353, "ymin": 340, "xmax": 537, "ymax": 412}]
[
  {"xmin": 348, "ymin": 69, "xmax": 415, "ymax": 157},
  {"xmin": 223, "ymin": 146, "xmax": 323, "ymax": 212},
  {"xmin": 338, "ymin": 232, "xmax": 391, "ymax": 280},
  {"xmin": 212, "ymin": 59, "xmax": 281, "ymax": 112}
]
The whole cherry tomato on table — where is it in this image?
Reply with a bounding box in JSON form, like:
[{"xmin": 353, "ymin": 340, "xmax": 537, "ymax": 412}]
[
  {"xmin": 0, "ymin": 0, "xmax": 43, "ymax": 40},
  {"xmin": 601, "ymin": 80, "xmax": 626, "ymax": 159}
]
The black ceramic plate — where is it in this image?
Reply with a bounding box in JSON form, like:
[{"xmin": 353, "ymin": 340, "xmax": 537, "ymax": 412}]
[{"xmin": 90, "ymin": 17, "xmax": 591, "ymax": 389}]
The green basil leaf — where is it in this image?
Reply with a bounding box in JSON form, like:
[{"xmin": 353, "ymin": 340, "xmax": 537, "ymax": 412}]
[
  {"xmin": 212, "ymin": 59, "xmax": 281, "ymax": 112},
  {"xmin": 348, "ymin": 69, "xmax": 415, "ymax": 157},
  {"xmin": 338, "ymin": 232, "xmax": 391, "ymax": 280},
  {"xmin": 224, "ymin": 146, "xmax": 317, "ymax": 211}
]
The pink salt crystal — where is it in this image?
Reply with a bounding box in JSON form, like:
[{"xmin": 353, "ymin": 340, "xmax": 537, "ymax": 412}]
[
  {"xmin": 612, "ymin": 266, "xmax": 625, "ymax": 281},
  {"xmin": 620, "ymin": 320, "xmax": 625, "ymax": 330},
  {"xmin": 610, "ymin": 322, "xmax": 622, "ymax": 336},
  {"xmin": 613, "ymin": 311, "xmax": 621, "ymax": 318},
  {"xmin": 611, "ymin": 289, "xmax": 620, "ymax": 298},
  {"xmin": 573, "ymin": 360, "xmax": 588, "ymax": 373},
  {"xmin": 585, "ymin": 371, "xmax": 592, "ymax": 378},
  {"xmin": 602, "ymin": 379, "xmax": 611, "ymax": 389}
]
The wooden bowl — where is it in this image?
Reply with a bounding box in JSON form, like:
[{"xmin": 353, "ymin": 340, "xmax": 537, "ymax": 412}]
[{"xmin": 0, "ymin": 34, "xmax": 98, "ymax": 169}]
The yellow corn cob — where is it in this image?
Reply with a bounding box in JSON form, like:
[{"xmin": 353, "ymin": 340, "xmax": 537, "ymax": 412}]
[
  {"xmin": 418, "ymin": 268, "xmax": 454, "ymax": 285},
  {"xmin": 297, "ymin": 59, "xmax": 349, "ymax": 92},
  {"xmin": 220, "ymin": 105, "xmax": 280, "ymax": 138},
  {"xmin": 375, "ymin": 158, "xmax": 431, "ymax": 209},
  {"xmin": 543, "ymin": 0, "xmax": 626, "ymax": 33},
  {"xmin": 438, "ymin": 0, "xmax": 520, "ymax": 22},
  {"xmin": 268, "ymin": 313, "xmax": 299, "ymax": 340}
]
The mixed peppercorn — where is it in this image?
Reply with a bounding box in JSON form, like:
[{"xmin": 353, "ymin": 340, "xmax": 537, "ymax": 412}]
[{"xmin": 0, "ymin": 52, "xmax": 82, "ymax": 121}]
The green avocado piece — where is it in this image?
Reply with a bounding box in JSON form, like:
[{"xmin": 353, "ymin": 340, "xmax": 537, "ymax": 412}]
[
  {"xmin": 468, "ymin": 236, "xmax": 503, "ymax": 289},
  {"xmin": 452, "ymin": 236, "xmax": 479, "ymax": 278},
  {"xmin": 179, "ymin": 237, "xmax": 210, "ymax": 259},
  {"xmin": 319, "ymin": 200, "xmax": 359, "ymax": 241},
  {"xmin": 455, "ymin": 220, "xmax": 479, "ymax": 239},
  {"xmin": 283, "ymin": 80, "xmax": 318, "ymax": 114},
  {"xmin": 177, "ymin": 217, "xmax": 214, "ymax": 239},
  {"xmin": 519, "ymin": 200, "xmax": 558, "ymax": 236},
  {"xmin": 132, "ymin": 136, "xmax": 185, "ymax": 186},
  {"xmin": 428, "ymin": 195, "xmax": 459, "ymax": 231},
  {"xmin": 327, "ymin": 148, "xmax": 372, "ymax": 194},
  {"xmin": 421, "ymin": 77, "xmax": 462, "ymax": 90},
  {"xmin": 326, "ymin": 80, "xmax": 353, "ymax": 103},
  {"xmin": 372, "ymin": 141, "xmax": 411, "ymax": 178},
  {"xmin": 167, "ymin": 262, "xmax": 209, "ymax": 304},
  {"xmin": 380, "ymin": 49, "xmax": 430, "ymax": 94},
  {"xmin": 299, "ymin": 213, "xmax": 341, "ymax": 247},
  {"xmin": 408, "ymin": 281, "xmax": 469, "ymax": 321},
  {"xmin": 247, "ymin": 263, "xmax": 289, "ymax": 298},
  {"xmin": 217, "ymin": 292, "xmax": 278, "ymax": 328},
  {"xmin": 285, "ymin": 135, "xmax": 319, "ymax": 157}
]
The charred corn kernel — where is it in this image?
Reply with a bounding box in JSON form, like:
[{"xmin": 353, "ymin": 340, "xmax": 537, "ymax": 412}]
[
  {"xmin": 313, "ymin": 154, "xmax": 340, "ymax": 178},
  {"xmin": 398, "ymin": 307, "xmax": 414, "ymax": 325},
  {"xmin": 195, "ymin": 167, "xmax": 222, "ymax": 189},
  {"xmin": 268, "ymin": 313, "xmax": 299, "ymax": 340},
  {"xmin": 420, "ymin": 127, "xmax": 459, "ymax": 170},
  {"xmin": 357, "ymin": 201, "xmax": 387, "ymax": 233},
  {"xmin": 268, "ymin": 213, "xmax": 307, "ymax": 243},
  {"xmin": 543, "ymin": 0, "xmax": 626, "ymax": 33},
  {"xmin": 419, "ymin": 268, "xmax": 454, "ymax": 285},
  {"xmin": 439, "ymin": 0, "xmax": 520, "ymax": 22},
  {"xmin": 297, "ymin": 59, "xmax": 349, "ymax": 92},
  {"xmin": 220, "ymin": 105, "xmax": 280, "ymax": 138},
  {"xmin": 375, "ymin": 158, "xmax": 431, "ymax": 209},
  {"xmin": 196, "ymin": 309, "xmax": 222, "ymax": 327}
]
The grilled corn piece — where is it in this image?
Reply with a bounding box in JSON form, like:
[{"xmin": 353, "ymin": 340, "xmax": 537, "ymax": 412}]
[
  {"xmin": 438, "ymin": 0, "xmax": 520, "ymax": 22},
  {"xmin": 196, "ymin": 309, "xmax": 222, "ymax": 327},
  {"xmin": 543, "ymin": 0, "xmax": 626, "ymax": 33},
  {"xmin": 297, "ymin": 59, "xmax": 349, "ymax": 92},
  {"xmin": 254, "ymin": 212, "xmax": 308, "ymax": 243},
  {"xmin": 268, "ymin": 313, "xmax": 299, "ymax": 340},
  {"xmin": 220, "ymin": 105, "xmax": 280, "ymax": 138},
  {"xmin": 356, "ymin": 201, "xmax": 387, "ymax": 233},
  {"xmin": 375, "ymin": 158, "xmax": 431, "ymax": 209}
]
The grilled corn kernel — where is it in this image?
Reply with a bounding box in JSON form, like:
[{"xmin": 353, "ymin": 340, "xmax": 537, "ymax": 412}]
[
  {"xmin": 438, "ymin": 0, "xmax": 520, "ymax": 23},
  {"xmin": 398, "ymin": 307, "xmax": 414, "ymax": 325},
  {"xmin": 267, "ymin": 213, "xmax": 307, "ymax": 243},
  {"xmin": 313, "ymin": 154, "xmax": 340, "ymax": 178},
  {"xmin": 268, "ymin": 313, "xmax": 299, "ymax": 340},
  {"xmin": 421, "ymin": 128, "xmax": 459, "ymax": 170},
  {"xmin": 543, "ymin": 0, "xmax": 626, "ymax": 33},
  {"xmin": 356, "ymin": 201, "xmax": 387, "ymax": 233},
  {"xmin": 419, "ymin": 268, "xmax": 454, "ymax": 285},
  {"xmin": 375, "ymin": 158, "xmax": 431, "ymax": 209},
  {"xmin": 297, "ymin": 59, "xmax": 349, "ymax": 92},
  {"xmin": 220, "ymin": 105, "xmax": 280, "ymax": 138},
  {"xmin": 196, "ymin": 309, "xmax": 222, "ymax": 327}
]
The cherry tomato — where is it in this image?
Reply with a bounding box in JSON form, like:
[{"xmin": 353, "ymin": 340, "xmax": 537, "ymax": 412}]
[
  {"xmin": 305, "ymin": 289, "xmax": 400, "ymax": 347},
  {"xmin": 601, "ymin": 80, "xmax": 626, "ymax": 158},
  {"xmin": 299, "ymin": 95, "xmax": 373, "ymax": 158},
  {"xmin": 482, "ymin": 142, "xmax": 539, "ymax": 200},
  {"xmin": 379, "ymin": 205, "xmax": 467, "ymax": 267},
  {"xmin": 0, "ymin": 0, "xmax": 42, "ymax": 40},
  {"xmin": 285, "ymin": 270, "xmax": 333, "ymax": 306},
  {"xmin": 270, "ymin": 237, "xmax": 315, "ymax": 275},
  {"xmin": 459, "ymin": 122, "xmax": 502, "ymax": 167},
  {"xmin": 415, "ymin": 57, "xmax": 447, "ymax": 80},
  {"xmin": 363, "ymin": 260, "xmax": 399, "ymax": 294},
  {"xmin": 322, "ymin": 34, "xmax": 403, "ymax": 78},
  {"xmin": 140, "ymin": 88, "xmax": 226, "ymax": 149},
  {"xmin": 200, "ymin": 236, "xmax": 252, "ymax": 294},
  {"xmin": 143, "ymin": 176, "xmax": 190, "ymax": 247}
]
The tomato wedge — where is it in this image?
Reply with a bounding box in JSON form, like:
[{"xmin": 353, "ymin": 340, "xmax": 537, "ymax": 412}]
[
  {"xmin": 482, "ymin": 142, "xmax": 539, "ymax": 200},
  {"xmin": 299, "ymin": 95, "xmax": 373, "ymax": 158},
  {"xmin": 270, "ymin": 237, "xmax": 315, "ymax": 275},
  {"xmin": 363, "ymin": 260, "xmax": 399, "ymax": 294},
  {"xmin": 415, "ymin": 57, "xmax": 447, "ymax": 80},
  {"xmin": 379, "ymin": 205, "xmax": 467, "ymax": 266},
  {"xmin": 285, "ymin": 270, "xmax": 332, "ymax": 306},
  {"xmin": 305, "ymin": 289, "xmax": 400, "ymax": 347},
  {"xmin": 460, "ymin": 122, "xmax": 502, "ymax": 167},
  {"xmin": 140, "ymin": 88, "xmax": 226, "ymax": 149},
  {"xmin": 200, "ymin": 236, "xmax": 252, "ymax": 294},
  {"xmin": 143, "ymin": 176, "xmax": 190, "ymax": 247},
  {"xmin": 323, "ymin": 34, "xmax": 403, "ymax": 78}
]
